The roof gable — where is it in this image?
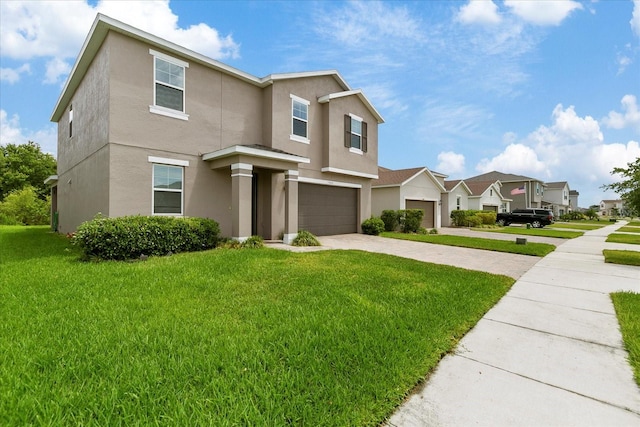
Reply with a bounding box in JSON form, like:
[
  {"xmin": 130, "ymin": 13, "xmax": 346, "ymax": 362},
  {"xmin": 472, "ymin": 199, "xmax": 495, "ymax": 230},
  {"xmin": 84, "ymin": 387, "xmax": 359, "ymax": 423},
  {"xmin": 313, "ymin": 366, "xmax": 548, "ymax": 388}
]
[
  {"xmin": 465, "ymin": 170, "xmax": 542, "ymax": 183},
  {"xmin": 373, "ymin": 167, "xmax": 446, "ymax": 192}
]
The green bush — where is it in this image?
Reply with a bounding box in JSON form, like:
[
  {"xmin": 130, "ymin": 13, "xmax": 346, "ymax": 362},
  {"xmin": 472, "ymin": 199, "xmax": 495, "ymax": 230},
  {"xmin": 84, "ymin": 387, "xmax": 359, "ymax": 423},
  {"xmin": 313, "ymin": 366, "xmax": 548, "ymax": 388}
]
[
  {"xmin": 476, "ymin": 211, "xmax": 497, "ymax": 225},
  {"xmin": 0, "ymin": 186, "xmax": 50, "ymax": 225},
  {"xmin": 291, "ymin": 230, "xmax": 321, "ymax": 246},
  {"xmin": 429, "ymin": 228, "xmax": 438, "ymax": 234},
  {"xmin": 73, "ymin": 215, "xmax": 220, "ymax": 260},
  {"xmin": 398, "ymin": 209, "xmax": 424, "ymax": 233},
  {"xmin": 380, "ymin": 210, "xmax": 399, "ymax": 232},
  {"xmin": 361, "ymin": 217, "xmax": 385, "ymax": 235},
  {"xmin": 560, "ymin": 211, "xmax": 586, "ymax": 221},
  {"xmin": 242, "ymin": 235, "xmax": 264, "ymax": 249},
  {"xmin": 451, "ymin": 209, "xmax": 495, "ymax": 226}
]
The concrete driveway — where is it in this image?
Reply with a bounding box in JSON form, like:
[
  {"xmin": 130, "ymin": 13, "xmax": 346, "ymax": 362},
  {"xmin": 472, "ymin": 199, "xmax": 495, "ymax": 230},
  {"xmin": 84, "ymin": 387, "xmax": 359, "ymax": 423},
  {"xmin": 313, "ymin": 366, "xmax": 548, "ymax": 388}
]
[{"xmin": 315, "ymin": 233, "xmax": 540, "ymax": 279}]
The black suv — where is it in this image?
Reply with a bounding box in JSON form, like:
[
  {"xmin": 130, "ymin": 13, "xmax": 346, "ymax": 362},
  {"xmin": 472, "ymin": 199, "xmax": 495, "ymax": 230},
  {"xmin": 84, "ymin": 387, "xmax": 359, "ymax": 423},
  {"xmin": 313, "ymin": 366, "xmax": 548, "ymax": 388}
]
[{"xmin": 496, "ymin": 209, "xmax": 554, "ymax": 228}]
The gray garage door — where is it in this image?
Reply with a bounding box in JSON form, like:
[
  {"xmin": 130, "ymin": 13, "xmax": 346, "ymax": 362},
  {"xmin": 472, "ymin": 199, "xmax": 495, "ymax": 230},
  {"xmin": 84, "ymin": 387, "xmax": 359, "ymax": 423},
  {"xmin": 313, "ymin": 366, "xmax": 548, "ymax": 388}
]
[
  {"xmin": 406, "ymin": 200, "xmax": 435, "ymax": 228},
  {"xmin": 299, "ymin": 183, "xmax": 357, "ymax": 236}
]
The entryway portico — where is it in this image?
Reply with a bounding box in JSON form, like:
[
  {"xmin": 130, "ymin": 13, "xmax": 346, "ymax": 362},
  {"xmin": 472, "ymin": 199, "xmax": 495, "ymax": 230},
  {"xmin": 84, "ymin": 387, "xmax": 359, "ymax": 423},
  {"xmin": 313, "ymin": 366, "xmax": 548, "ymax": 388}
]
[{"xmin": 202, "ymin": 144, "xmax": 310, "ymax": 243}]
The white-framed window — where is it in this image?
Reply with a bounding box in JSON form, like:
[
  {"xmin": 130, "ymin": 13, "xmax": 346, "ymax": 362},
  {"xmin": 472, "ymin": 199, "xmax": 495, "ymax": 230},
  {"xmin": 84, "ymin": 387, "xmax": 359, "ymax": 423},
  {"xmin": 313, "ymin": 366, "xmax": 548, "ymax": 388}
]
[
  {"xmin": 149, "ymin": 49, "xmax": 189, "ymax": 120},
  {"xmin": 152, "ymin": 163, "xmax": 184, "ymax": 215},
  {"xmin": 69, "ymin": 104, "xmax": 73, "ymax": 138},
  {"xmin": 344, "ymin": 113, "xmax": 367, "ymax": 153},
  {"xmin": 456, "ymin": 196, "xmax": 461, "ymax": 210},
  {"xmin": 490, "ymin": 189, "xmax": 493, "ymax": 196},
  {"xmin": 290, "ymin": 94, "xmax": 310, "ymax": 143},
  {"xmin": 536, "ymin": 183, "xmax": 540, "ymax": 195}
]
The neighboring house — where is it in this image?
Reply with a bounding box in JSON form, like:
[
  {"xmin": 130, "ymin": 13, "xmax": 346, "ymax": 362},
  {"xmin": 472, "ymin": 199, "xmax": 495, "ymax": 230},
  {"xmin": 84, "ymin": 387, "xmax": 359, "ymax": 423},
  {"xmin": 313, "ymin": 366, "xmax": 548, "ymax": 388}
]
[
  {"xmin": 465, "ymin": 171, "xmax": 546, "ymax": 209},
  {"xmin": 442, "ymin": 180, "xmax": 472, "ymax": 227},
  {"xmin": 465, "ymin": 181, "xmax": 510, "ymax": 213},
  {"xmin": 542, "ymin": 181, "xmax": 571, "ymax": 216},
  {"xmin": 569, "ymin": 190, "xmax": 580, "ymax": 211},
  {"xmin": 47, "ymin": 14, "xmax": 383, "ymax": 242},
  {"xmin": 599, "ymin": 199, "xmax": 624, "ymax": 216},
  {"xmin": 372, "ymin": 167, "xmax": 446, "ymax": 229}
]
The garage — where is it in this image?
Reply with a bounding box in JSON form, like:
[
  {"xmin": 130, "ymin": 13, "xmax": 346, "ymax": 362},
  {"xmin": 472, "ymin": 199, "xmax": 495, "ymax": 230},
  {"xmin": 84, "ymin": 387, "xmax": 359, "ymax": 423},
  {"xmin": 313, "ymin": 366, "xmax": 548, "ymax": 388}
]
[
  {"xmin": 406, "ymin": 200, "xmax": 435, "ymax": 228},
  {"xmin": 298, "ymin": 183, "xmax": 358, "ymax": 236}
]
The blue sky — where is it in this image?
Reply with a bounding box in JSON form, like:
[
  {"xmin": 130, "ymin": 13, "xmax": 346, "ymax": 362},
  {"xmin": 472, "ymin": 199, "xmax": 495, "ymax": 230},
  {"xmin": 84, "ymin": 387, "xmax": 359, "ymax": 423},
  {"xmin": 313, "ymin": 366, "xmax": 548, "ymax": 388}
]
[{"xmin": 1, "ymin": 0, "xmax": 639, "ymax": 207}]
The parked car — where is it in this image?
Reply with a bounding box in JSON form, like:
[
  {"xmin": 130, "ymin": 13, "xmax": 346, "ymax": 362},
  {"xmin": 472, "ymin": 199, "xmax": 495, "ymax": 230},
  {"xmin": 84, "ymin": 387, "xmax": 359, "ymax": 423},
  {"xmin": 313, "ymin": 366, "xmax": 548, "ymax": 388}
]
[{"xmin": 496, "ymin": 209, "xmax": 554, "ymax": 228}]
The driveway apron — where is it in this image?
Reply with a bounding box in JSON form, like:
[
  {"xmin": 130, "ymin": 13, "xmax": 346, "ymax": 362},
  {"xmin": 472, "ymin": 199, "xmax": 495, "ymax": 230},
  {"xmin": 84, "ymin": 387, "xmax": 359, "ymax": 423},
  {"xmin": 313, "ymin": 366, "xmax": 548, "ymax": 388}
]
[{"xmin": 387, "ymin": 221, "xmax": 640, "ymax": 426}]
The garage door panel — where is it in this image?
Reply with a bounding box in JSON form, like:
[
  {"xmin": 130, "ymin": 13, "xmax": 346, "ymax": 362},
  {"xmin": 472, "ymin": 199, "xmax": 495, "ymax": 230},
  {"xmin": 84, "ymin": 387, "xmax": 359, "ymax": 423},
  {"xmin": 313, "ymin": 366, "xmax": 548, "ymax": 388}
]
[
  {"xmin": 299, "ymin": 184, "xmax": 357, "ymax": 236},
  {"xmin": 406, "ymin": 200, "xmax": 435, "ymax": 229}
]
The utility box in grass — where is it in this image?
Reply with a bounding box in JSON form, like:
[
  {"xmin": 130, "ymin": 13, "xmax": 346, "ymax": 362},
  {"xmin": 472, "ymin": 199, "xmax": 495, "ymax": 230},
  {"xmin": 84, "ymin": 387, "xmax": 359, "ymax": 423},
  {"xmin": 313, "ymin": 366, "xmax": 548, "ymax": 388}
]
[{"xmin": 516, "ymin": 238, "xmax": 527, "ymax": 245}]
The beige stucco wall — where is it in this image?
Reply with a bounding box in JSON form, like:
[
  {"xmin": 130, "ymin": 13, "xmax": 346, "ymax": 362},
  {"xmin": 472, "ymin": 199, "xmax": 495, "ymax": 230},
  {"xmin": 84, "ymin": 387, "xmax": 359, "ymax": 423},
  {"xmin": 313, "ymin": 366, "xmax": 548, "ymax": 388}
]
[
  {"xmin": 443, "ymin": 186, "xmax": 469, "ymax": 227},
  {"xmin": 468, "ymin": 185, "xmax": 504, "ymax": 210},
  {"xmin": 400, "ymin": 173, "xmax": 442, "ymax": 228}
]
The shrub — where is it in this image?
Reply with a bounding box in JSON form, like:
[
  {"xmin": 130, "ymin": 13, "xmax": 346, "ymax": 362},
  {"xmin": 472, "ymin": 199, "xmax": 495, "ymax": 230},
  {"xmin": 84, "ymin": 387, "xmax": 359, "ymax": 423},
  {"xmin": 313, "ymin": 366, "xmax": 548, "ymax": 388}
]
[
  {"xmin": 380, "ymin": 210, "xmax": 399, "ymax": 232},
  {"xmin": 291, "ymin": 230, "xmax": 321, "ymax": 246},
  {"xmin": 399, "ymin": 209, "xmax": 424, "ymax": 233},
  {"xmin": 73, "ymin": 215, "xmax": 220, "ymax": 260},
  {"xmin": 465, "ymin": 215, "xmax": 483, "ymax": 227},
  {"xmin": 450, "ymin": 210, "xmax": 468, "ymax": 227},
  {"xmin": 218, "ymin": 238, "xmax": 242, "ymax": 249},
  {"xmin": 361, "ymin": 217, "xmax": 385, "ymax": 235},
  {"xmin": 0, "ymin": 186, "xmax": 50, "ymax": 225},
  {"xmin": 429, "ymin": 228, "xmax": 438, "ymax": 234},
  {"xmin": 242, "ymin": 235, "xmax": 264, "ymax": 249},
  {"xmin": 560, "ymin": 211, "xmax": 585, "ymax": 221},
  {"xmin": 476, "ymin": 211, "xmax": 497, "ymax": 225}
]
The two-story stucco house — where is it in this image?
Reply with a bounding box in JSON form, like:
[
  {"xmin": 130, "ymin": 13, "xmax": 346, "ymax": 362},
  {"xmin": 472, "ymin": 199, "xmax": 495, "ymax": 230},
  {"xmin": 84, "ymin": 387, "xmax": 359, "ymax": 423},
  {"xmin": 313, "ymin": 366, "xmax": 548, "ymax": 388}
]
[
  {"xmin": 48, "ymin": 15, "xmax": 383, "ymax": 242},
  {"xmin": 465, "ymin": 171, "xmax": 546, "ymax": 210},
  {"xmin": 542, "ymin": 181, "xmax": 571, "ymax": 216}
]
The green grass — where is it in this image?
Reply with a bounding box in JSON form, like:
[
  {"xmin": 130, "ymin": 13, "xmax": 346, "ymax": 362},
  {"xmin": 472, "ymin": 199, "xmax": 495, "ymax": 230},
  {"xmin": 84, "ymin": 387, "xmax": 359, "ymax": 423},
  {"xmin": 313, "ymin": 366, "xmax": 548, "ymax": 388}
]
[
  {"xmin": 0, "ymin": 226, "xmax": 514, "ymax": 426},
  {"xmin": 603, "ymin": 250, "xmax": 640, "ymax": 266},
  {"xmin": 617, "ymin": 226, "xmax": 640, "ymax": 233},
  {"xmin": 547, "ymin": 222, "xmax": 604, "ymax": 230},
  {"xmin": 611, "ymin": 292, "xmax": 640, "ymax": 387},
  {"xmin": 474, "ymin": 226, "xmax": 583, "ymax": 239},
  {"xmin": 628, "ymin": 221, "xmax": 640, "ymax": 226},
  {"xmin": 607, "ymin": 233, "xmax": 640, "ymax": 245},
  {"xmin": 381, "ymin": 232, "xmax": 555, "ymax": 257}
]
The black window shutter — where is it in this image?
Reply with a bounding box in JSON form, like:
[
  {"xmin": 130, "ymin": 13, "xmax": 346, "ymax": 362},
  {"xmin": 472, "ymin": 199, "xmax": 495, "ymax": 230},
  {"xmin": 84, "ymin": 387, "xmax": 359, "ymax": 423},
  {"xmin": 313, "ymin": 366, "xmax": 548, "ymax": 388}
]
[
  {"xmin": 362, "ymin": 121, "xmax": 368, "ymax": 152},
  {"xmin": 344, "ymin": 114, "xmax": 351, "ymax": 147}
]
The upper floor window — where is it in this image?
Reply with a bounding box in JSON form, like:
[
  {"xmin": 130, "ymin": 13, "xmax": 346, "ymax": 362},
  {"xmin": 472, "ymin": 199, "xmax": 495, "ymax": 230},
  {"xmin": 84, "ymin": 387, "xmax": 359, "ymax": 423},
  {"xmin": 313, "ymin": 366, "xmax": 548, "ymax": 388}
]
[
  {"xmin": 536, "ymin": 183, "xmax": 540, "ymax": 195},
  {"xmin": 344, "ymin": 114, "xmax": 367, "ymax": 153},
  {"xmin": 69, "ymin": 104, "xmax": 73, "ymax": 138},
  {"xmin": 456, "ymin": 196, "xmax": 461, "ymax": 210},
  {"xmin": 149, "ymin": 49, "xmax": 189, "ymax": 121},
  {"xmin": 290, "ymin": 94, "xmax": 309, "ymax": 143}
]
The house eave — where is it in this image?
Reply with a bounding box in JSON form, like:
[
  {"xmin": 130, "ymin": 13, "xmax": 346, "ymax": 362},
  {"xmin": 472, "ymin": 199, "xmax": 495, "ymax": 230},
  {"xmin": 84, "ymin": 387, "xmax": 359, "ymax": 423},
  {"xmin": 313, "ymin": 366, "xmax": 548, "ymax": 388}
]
[
  {"xmin": 202, "ymin": 145, "xmax": 310, "ymax": 164},
  {"xmin": 44, "ymin": 175, "xmax": 59, "ymax": 186},
  {"xmin": 318, "ymin": 90, "xmax": 385, "ymax": 124}
]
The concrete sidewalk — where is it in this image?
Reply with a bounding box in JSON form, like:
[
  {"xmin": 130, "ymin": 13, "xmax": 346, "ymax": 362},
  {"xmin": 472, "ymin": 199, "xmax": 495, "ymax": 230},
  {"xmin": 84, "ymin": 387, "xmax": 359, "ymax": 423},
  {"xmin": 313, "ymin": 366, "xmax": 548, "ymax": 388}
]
[{"xmin": 387, "ymin": 221, "xmax": 640, "ymax": 426}]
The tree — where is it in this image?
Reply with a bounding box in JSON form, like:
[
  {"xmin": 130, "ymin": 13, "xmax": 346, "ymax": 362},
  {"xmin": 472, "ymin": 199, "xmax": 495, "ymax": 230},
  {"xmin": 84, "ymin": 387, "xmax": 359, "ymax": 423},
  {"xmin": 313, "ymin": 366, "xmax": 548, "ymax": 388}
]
[
  {"xmin": 0, "ymin": 186, "xmax": 50, "ymax": 225},
  {"xmin": 602, "ymin": 157, "xmax": 640, "ymax": 217},
  {"xmin": 0, "ymin": 141, "xmax": 57, "ymax": 201},
  {"xmin": 584, "ymin": 208, "xmax": 598, "ymax": 220}
]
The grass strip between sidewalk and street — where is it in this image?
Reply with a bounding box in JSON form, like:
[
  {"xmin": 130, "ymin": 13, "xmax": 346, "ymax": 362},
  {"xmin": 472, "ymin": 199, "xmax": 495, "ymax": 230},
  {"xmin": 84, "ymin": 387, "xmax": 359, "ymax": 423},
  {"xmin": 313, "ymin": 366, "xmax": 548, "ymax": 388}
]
[
  {"xmin": 611, "ymin": 292, "xmax": 640, "ymax": 387},
  {"xmin": 607, "ymin": 233, "xmax": 640, "ymax": 245},
  {"xmin": 0, "ymin": 226, "xmax": 514, "ymax": 426},
  {"xmin": 547, "ymin": 223, "xmax": 605, "ymax": 230},
  {"xmin": 603, "ymin": 250, "xmax": 640, "ymax": 266},
  {"xmin": 471, "ymin": 227, "xmax": 583, "ymax": 239},
  {"xmin": 616, "ymin": 226, "xmax": 640, "ymax": 234},
  {"xmin": 627, "ymin": 221, "xmax": 640, "ymax": 226},
  {"xmin": 381, "ymin": 232, "xmax": 555, "ymax": 257}
]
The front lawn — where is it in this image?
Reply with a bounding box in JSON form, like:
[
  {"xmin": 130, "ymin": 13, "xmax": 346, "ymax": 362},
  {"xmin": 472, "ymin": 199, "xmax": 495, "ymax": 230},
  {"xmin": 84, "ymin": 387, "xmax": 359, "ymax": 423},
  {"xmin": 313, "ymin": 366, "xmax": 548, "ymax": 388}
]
[
  {"xmin": 607, "ymin": 233, "xmax": 640, "ymax": 245},
  {"xmin": 0, "ymin": 226, "xmax": 514, "ymax": 426},
  {"xmin": 381, "ymin": 232, "xmax": 555, "ymax": 257},
  {"xmin": 475, "ymin": 226, "xmax": 583, "ymax": 239},
  {"xmin": 628, "ymin": 221, "xmax": 640, "ymax": 226},
  {"xmin": 603, "ymin": 250, "xmax": 640, "ymax": 266},
  {"xmin": 611, "ymin": 292, "xmax": 640, "ymax": 387}
]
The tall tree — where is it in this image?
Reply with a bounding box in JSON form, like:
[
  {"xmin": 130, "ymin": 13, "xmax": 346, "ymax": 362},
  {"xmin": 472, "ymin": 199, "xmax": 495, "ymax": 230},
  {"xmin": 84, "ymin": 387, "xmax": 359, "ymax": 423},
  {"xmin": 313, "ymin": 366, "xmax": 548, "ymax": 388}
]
[
  {"xmin": 0, "ymin": 142, "xmax": 57, "ymax": 201},
  {"xmin": 602, "ymin": 157, "xmax": 640, "ymax": 216}
]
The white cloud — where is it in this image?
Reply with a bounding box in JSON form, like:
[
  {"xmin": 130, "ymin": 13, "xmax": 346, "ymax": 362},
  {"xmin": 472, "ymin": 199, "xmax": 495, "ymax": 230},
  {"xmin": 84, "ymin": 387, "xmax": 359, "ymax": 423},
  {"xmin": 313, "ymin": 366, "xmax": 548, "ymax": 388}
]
[
  {"xmin": 436, "ymin": 151, "xmax": 466, "ymax": 175},
  {"xmin": 457, "ymin": 0, "xmax": 502, "ymax": 25},
  {"xmin": 474, "ymin": 103, "xmax": 640, "ymax": 206},
  {"xmin": 0, "ymin": 110, "xmax": 57, "ymax": 156},
  {"xmin": 0, "ymin": 0, "xmax": 239, "ymax": 82},
  {"xmin": 632, "ymin": 0, "xmax": 640, "ymax": 37},
  {"xmin": 314, "ymin": 1, "xmax": 424, "ymax": 48},
  {"xmin": 44, "ymin": 58, "xmax": 72, "ymax": 85},
  {"xmin": 476, "ymin": 143, "xmax": 548, "ymax": 176},
  {"xmin": 602, "ymin": 94, "xmax": 640, "ymax": 131},
  {"xmin": 0, "ymin": 64, "xmax": 31, "ymax": 84},
  {"xmin": 504, "ymin": 0, "xmax": 583, "ymax": 26}
]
